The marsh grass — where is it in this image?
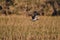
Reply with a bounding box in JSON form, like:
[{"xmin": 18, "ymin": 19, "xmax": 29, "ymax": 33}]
[{"xmin": 0, "ymin": 15, "xmax": 60, "ymax": 40}]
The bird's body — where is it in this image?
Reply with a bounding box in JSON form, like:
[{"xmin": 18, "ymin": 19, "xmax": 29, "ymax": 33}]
[
  {"xmin": 32, "ymin": 11, "xmax": 38, "ymax": 21},
  {"xmin": 0, "ymin": 6, "xmax": 2, "ymax": 10}
]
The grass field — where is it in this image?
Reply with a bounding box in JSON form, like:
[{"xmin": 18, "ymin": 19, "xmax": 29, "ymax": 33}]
[{"xmin": 0, "ymin": 15, "xmax": 60, "ymax": 40}]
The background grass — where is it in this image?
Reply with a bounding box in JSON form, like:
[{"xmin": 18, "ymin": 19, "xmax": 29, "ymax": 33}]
[
  {"xmin": 0, "ymin": 15, "xmax": 60, "ymax": 40},
  {"xmin": 0, "ymin": 0, "xmax": 60, "ymax": 40}
]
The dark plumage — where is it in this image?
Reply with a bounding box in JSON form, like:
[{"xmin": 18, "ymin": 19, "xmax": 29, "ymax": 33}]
[
  {"xmin": 52, "ymin": 9, "xmax": 57, "ymax": 16},
  {"xmin": 32, "ymin": 11, "xmax": 38, "ymax": 21},
  {"xmin": 0, "ymin": 6, "xmax": 2, "ymax": 10}
]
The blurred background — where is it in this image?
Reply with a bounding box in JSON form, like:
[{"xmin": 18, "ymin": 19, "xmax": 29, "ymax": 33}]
[{"xmin": 0, "ymin": 0, "xmax": 60, "ymax": 16}]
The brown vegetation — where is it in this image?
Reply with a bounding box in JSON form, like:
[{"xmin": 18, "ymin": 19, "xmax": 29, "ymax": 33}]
[
  {"xmin": 0, "ymin": 15, "xmax": 60, "ymax": 40},
  {"xmin": 0, "ymin": 0, "xmax": 60, "ymax": 16},
  {"xmin": 0, "ymin": 0, "xmax": 60, "ymax": 40}
]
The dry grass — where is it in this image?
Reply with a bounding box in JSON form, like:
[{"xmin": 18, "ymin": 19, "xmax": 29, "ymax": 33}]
[{"xmin": 0, "ymin": 15, "xmax": 60, "ymax": 40}]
